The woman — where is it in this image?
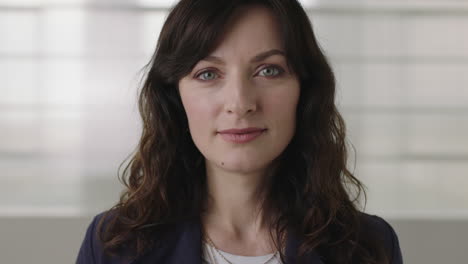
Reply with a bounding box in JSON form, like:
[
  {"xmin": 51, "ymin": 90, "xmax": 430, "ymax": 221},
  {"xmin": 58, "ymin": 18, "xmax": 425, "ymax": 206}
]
[{"xmin": 77, "ymin": 0, "xmax": 403, "ymax": 263}]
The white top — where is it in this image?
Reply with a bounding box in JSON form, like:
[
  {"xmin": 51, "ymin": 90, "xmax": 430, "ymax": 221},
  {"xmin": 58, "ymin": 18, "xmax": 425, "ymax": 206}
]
[{"xmin": 202, "ymin": 241, "xmax": 283, "ymax": 264}]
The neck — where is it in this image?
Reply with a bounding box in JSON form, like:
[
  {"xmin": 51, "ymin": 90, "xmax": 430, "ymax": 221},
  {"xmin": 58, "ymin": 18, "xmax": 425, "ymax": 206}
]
[
  {"xmin": 203, "ymin": 166, "xmax": 270, "ymax": 236},
  {"xmin": 200, "ymin": 160, "xmax": 281, "ymax": 255}
]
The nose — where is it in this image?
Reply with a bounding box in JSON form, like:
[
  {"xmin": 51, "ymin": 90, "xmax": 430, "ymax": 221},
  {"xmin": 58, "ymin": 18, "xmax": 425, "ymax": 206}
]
[{"xmin": 223, "ymin": 75, "xmax": 257, "ymax": 117}]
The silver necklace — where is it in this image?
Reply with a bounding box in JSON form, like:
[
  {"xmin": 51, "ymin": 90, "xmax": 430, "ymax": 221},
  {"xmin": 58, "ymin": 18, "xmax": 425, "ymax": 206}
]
[{"xmin": 203, "ymin": 234, "xmax": 280, "ymax": 264}]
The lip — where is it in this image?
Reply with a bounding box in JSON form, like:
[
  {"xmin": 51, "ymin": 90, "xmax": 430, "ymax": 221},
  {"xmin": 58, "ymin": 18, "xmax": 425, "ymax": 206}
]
[
  {"xmin": 217, "ymin": 127, "xmax": 267, "ymax": 144},
  {"xmin": 218, "ymin": 127, "xmax": 266, "ymax": 134}
]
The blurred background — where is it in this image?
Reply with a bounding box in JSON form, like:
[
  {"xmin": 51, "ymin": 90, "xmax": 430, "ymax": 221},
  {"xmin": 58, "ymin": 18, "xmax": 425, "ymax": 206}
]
[{"xmin": 0, "ymin": 0, "xmax": 467, "ymax": 263}]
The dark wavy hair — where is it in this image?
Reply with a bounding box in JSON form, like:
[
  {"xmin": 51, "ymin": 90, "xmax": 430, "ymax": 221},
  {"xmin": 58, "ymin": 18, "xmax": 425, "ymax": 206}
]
[{"xmin": 98, "ymin": 0, "xmax": 390, "ymax": 263}]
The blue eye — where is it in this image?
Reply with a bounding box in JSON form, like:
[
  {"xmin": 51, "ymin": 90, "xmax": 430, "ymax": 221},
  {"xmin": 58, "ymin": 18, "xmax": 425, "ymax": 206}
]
[
  {"xmin": 258, "ymin": 66, "xmax": 283, "ymax": 77},
  {"xmin": 197, "ymin": 71, "xmax": 218, "ymax": 81}
]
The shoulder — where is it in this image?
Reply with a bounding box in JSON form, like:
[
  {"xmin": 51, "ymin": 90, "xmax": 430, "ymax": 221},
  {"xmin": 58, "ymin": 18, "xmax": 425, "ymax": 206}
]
[
  {"xmin": 76, "ymin": 210, "xmax": 133, "ymax": 264},
  {"xmin": 358, "ymin": 212, "xmax": 403, "ymax": 264},
  {"xmin": 76, "ymin": 210, "xmax": 189, "ymax": 264}
]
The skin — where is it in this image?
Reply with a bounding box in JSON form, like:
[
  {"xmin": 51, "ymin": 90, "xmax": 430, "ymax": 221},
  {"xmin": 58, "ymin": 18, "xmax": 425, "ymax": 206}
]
[{"xmin": 178, "ymin": 4, "xmax": 300, "ymax": 256}]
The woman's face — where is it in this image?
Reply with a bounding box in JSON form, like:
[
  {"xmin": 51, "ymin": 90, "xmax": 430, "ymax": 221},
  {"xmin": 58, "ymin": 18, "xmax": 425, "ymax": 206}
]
[{"xmin": 178, "ymin": 5, "xmax": 300, "ymax": 175}]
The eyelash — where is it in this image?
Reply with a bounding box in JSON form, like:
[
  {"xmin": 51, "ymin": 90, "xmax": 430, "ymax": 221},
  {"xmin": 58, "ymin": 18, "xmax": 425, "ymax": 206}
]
[{"xmin": 194, "ymin": 65, "xmax": 285, "ymax": 81}]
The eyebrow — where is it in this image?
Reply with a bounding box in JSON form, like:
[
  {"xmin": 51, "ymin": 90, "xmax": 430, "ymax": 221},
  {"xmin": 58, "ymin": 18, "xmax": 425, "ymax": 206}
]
[{"xmin": 202, "ymin": 49, "xmax": 286, "ymax": 64}]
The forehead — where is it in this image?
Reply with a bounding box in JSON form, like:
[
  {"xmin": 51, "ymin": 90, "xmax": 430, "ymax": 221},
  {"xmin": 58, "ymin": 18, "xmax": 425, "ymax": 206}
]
[{"xmin": 208, "ymin": 4, "xmax": 284, "ymax": 58}]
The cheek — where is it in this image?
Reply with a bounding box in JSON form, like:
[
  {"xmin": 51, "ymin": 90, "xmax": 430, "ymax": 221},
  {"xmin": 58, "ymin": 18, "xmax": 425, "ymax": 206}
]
[
  {"xmin": 181, "ymin": 96, "xmax": 215, "ymax": 136},
  {"xmin": 266, "ymin": 86, "xmax": 300, "ymax": 141},
  {"xmin": 268, "ymin": 85, "xmax": 300, "ymax": 120}
]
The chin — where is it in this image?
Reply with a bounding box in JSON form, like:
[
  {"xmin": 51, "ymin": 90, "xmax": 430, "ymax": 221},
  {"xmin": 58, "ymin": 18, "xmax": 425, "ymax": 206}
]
[{"xmin": 216, "ymin": 158, "xmax": 271, "ymax": 174}]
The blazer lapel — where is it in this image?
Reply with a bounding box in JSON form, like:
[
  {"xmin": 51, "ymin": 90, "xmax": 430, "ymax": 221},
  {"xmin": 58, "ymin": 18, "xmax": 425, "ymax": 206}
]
[
  {"xmin": 169, "ymin": 218, "xmax": 203, "ymax": 264},
  {"xmin": 130, "ymin": 218, "xmax": 202, "ymax": 264}
]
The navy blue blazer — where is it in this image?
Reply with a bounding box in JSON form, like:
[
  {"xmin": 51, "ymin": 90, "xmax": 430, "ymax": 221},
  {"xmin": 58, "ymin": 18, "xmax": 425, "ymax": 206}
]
[{"xmin": 76, "ymin": 212, "xmax": 403, "ymax": 264}]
